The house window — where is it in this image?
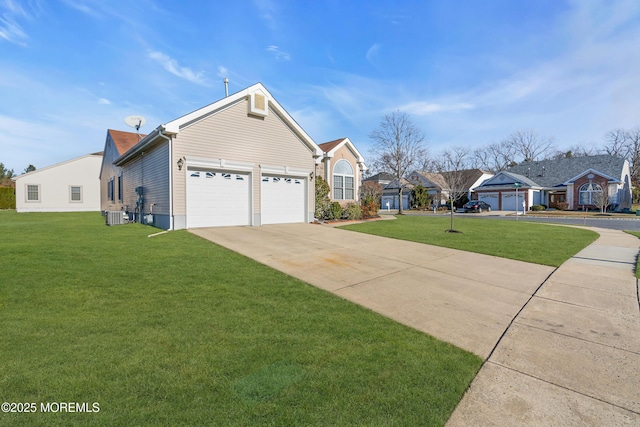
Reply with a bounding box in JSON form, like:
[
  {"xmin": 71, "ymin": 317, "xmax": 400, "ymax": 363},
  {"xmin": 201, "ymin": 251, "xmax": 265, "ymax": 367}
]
[
  {"xmin": 26, "ymin": 184, "xmax": 40, "ymax": 202},
  {"xmin": 108, "ymin": 178, "xmax": 115, "ymax": 202},
  {"xmin": 333, "ymin": 160, "xmax": 354, "ymax": 200},
  {"xmin": 70, "ymin": 186, "xmax": 82, "ymax": 202},
  {"xmin": 579, "ymin": 182, "xmax": 602, "ymax": 205},
  {"xmin": 118, "ymin": 172, "xmax": 123, "ymax": 202}
]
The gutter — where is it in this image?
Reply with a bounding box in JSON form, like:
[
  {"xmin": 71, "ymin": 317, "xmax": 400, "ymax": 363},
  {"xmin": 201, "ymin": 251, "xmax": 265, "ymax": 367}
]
[
  {"xmin": 114, "ymin": 126, "xmax": 174, "ymax": 166},
  {"xmin": 155, "ymin": 129, "xmax": 173, "ymax": 230}
]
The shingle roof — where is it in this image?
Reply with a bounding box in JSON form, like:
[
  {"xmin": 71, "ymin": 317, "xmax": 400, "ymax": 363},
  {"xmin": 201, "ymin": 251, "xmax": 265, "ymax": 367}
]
[
  {"xmin": 363, "ymin": 172, "xmax": 395, "ymax": 182},
  {"xmin": 442, "ymin": 169, "xmax": 490, "ymax": 189},
  {"xmin": 506, "ymin": 155, "xmax": 626, "ymax": 188},
  {"xmin": 318, "ymin": 138, "xmax": 346, "ymax": 153},
  {"xmin": 410, "ymin": 171, "xmax": 448, "ymax": 189},
  {"xmin": 411, "ymin": 169, "xmax": 490, "ymax": 190},
  {"xmin": 108, "ymin": 129, "xmax": 145, "ymax": 156},
  {"xmin": 384, "ymin": 178, "xmax": 414, "ymax": 190}
]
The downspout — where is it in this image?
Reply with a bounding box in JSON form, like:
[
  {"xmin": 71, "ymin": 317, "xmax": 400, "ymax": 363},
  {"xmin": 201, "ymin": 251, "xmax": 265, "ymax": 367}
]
[{"xmin": 156, "ymin": 128, "xmax": 172, "ymax": 230}]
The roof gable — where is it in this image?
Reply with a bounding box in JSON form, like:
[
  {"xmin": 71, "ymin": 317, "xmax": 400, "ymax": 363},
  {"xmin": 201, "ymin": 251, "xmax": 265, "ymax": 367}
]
[
  {"xmin": 410, "ymin": 171, "xmax": 447, "ymax": 189},
  {"xmin": 12, "ymin": 153, "xmax": 103, "ymax": 181},
  {"xmin": 318, "ymin": 138, "xmax": 344, "ymax": 153},
  {"xmin": 319, "ymin": 137, "xmax": 366, "ymax": 167},
  {"xmin": 108, "ymin": 129, "xmax": 145, "ymax": 155},
  {"xmin": 479, "ymin": 171, "xmax": 540, "ymax": 188},
  {"xmin": 116, "ymin": 83, "xmax": 322, "ymax": 165},
  {"xmin": 564, "ymin": 168, "xmax": 621, "ymax": 184}
]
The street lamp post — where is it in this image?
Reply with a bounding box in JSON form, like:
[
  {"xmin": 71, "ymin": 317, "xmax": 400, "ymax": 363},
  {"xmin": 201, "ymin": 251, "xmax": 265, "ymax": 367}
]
[{"xmin": 514, "ymin": 182, "xmax": 521, "ymax": 220}]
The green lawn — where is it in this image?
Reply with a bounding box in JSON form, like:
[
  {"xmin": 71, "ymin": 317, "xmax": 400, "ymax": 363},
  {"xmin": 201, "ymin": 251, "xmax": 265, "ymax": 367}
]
[
  {"xmin": 341, "ymin": 216, "xmax": 598, "ymax": 267},
  {"xmin": 0, "ymin": 211, "xmax": 482, "ymax": 426}
]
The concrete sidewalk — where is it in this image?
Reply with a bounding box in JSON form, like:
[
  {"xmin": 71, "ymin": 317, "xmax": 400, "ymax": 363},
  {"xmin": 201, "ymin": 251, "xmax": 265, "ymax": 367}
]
[{"xmin": 447, "ymin": 227, "xmax": 640, "ymax": 426}]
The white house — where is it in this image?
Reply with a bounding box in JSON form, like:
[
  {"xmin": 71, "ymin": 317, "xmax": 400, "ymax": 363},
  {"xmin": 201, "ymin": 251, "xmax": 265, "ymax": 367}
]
[{"xmin": 12, "ymin": 152, "xmax": 103, "ymax": 212}]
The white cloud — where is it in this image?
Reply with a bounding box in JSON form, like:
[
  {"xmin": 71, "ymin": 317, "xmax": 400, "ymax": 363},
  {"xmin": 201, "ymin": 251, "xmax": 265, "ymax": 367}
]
[
  {"xmin": 148, "ymin": 51, "xmax": 209, "ymax": 86},
  {"xmin": 266, "ymin": 45, "xmax": 290, "ymax": 61},
  {"xmin": 365, "ymin": 43, "xmax": 381, "ymax": 68},
  {"xmin": 398, "ymin": 101, "xmax": 474, "ymax": 115},
  {"xmin": 0, "ymin": 0, "xmax": 38, "ymax": 45},
  {"xmin": 98, "ymin": 98, "xmax": 111, "ymax": 105},
  {"xmin": 217, "ymin": 66, "xmax": 228, "ymax": 78}
]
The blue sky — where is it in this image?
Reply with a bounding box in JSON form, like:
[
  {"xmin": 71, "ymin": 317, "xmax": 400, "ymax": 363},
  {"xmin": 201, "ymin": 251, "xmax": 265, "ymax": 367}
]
[{"xmin": 2, "ymin": 0, "xmax": 640, "ymax": 173}]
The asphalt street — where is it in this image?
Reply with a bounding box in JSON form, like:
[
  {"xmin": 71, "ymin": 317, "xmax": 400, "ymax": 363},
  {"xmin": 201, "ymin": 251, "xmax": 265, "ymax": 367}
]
[
  {"xmin": 481, "ymin": 214, "xmax": 640, "ymax": 231},
  {"xmin": 399, "ymin": 210, "xmax": 640, "ymax": 231}
]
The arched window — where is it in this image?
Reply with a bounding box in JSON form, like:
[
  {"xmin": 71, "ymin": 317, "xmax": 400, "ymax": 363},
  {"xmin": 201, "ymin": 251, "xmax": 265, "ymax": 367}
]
[
  {"xmin": 579, "ymin": 182, "xmax": 602, "ymax": 205},
  {"xmin": 333, "ymin": 160, "xmax": 354, "ymax": 200}
]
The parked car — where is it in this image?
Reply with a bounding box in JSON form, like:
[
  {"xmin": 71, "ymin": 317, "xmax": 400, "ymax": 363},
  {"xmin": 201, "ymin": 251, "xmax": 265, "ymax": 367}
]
[{"xmin": 463, "ymin": 200, "xmax": 492, "ymax": 213}]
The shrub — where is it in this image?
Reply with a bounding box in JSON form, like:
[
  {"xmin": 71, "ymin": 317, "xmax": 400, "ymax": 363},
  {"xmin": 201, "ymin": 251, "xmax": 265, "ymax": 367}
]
[
  {"xmin": 361, "ymin": 197, "xmax": 378, "ymax": 218},
  {"xmin": 412, "ymin": 184, "xmax": 428, "ymax": 209},
  {"xmin": 315, "ymin": 176, "xmax": 331, "ymax": 219},
  {"xmin": 328, "ymin": 202, "xmax": 342, "ymax": 220},
  {"xmin": 530, "ymin": 204, "xmax": 546, "ymax": 211},
  {"xmin": 0, "ymin": 187, "xmax": 15, "ymax": 209},
  {"xmin": 342, "ymin": 203, "xmax": 362, "ymax": 220}
]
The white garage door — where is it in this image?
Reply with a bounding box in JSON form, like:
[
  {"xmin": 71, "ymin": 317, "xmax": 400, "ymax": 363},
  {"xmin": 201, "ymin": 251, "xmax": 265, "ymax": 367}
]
[
  {"xmin": 186, "ymin": 170, "xmax": 250, "ymax": 228},
  {"xmin": 478, "ymin": 193, "xmax": 499, "ymax": 210},
  {"xmin": 261, "ymin": 176, "xmax": 306, "ymax": 224},
  {"xmin": 501, "ymin": 192, "xmax": 525, "ymax": 212},
  {"xmin": 381, "ymin": 194, "xmax": 409, "ymax": 210}
]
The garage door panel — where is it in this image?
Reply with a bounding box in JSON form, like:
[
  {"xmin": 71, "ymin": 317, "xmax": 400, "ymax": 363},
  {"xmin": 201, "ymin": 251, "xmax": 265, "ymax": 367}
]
[
  {"xmin": 501, "ymin": 193, "xmax": 524, "ymax": 211},
  {"xmin": 261, "ymin": 176, "xmax": 305, "ymax": 224},
  {"xmin": 478, "ymin": 193, "xmax": 499, "ymax": 210},
  {"xmin": 187, "ymin": 170, "xmax": 251, "ymax": 228}
]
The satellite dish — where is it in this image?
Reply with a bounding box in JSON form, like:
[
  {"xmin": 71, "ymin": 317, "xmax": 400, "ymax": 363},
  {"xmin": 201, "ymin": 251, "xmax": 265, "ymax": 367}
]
[{"xmin": 124, "ymin": 115, "xmax": 146, "ymax": 132}]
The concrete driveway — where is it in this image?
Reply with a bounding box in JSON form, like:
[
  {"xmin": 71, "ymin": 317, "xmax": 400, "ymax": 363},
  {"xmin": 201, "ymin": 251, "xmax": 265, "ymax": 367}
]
[
  {"xmin": 192, "ymin": 222, "xmax": 640, "ymax": 425},
  {"xmin": 190, "ymin": 223, "xmax": 554, "ymax": 359}
]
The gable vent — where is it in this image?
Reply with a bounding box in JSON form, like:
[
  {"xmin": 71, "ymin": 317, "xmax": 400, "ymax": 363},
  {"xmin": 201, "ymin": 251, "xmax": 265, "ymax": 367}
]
[{"xmin": 248, "ymin": 90, "xmax": 269, "ymax": 117}]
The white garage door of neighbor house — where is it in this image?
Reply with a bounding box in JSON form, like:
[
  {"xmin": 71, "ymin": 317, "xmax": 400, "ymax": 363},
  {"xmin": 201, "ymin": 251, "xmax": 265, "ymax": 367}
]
[
  {"xmin": 186, "ymin": 170, "xmax": 251, "ymax": 228},
  {"xmin": 501, "ymin": 192, "xmax": 525, "ymax": 212},
  {"xmin": 261, "ymin": 176, "xmax": 306, "ymax": 224},
  {"xmin": 478, "ymin": 193, "xmax": 499, "ymax": 210}
]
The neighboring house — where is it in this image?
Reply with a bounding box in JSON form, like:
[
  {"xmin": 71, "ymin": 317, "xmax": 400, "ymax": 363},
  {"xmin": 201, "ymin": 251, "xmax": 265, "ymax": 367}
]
[
  {"xmin": 100, "ymin": 83, "xmax": 326, "ymax": 230},
  {"xmin": 12, "ymin": 152, "xmax": 103, "ymax": 212},
  {"xmin": 100, "ymin": 129, "xmax": 146, "ymax": 213},
  {"xmin": 409, "ymin": 169, "xmax": 494, "ymax": 207},
  {"xmin": 316, "ymin": 138, "xmax": 367, "ymax": 206},
  {"xmin": 380, "ymin": 178, "xmax": 414, "ymax": 210},
  {"xmin": 409, "ymin": 171, "xmax": 450, "ymax": 206},
  {"xmin": 474, "ymin": 155, "xmax": 632, "ymax": 211},
  {"xmin": 362, "ymin": 172, "xmax": 394, "ymax": 187}
]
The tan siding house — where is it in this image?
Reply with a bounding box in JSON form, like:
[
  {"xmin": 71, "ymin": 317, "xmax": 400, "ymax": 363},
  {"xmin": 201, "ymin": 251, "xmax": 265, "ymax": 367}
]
[
  {"xmin": 101, "ymin": 83, "xmax": 324, "ymax": 229},
  {"xmin": 318, "ymin": 138, "xmax": 367, "ymax": 206}
]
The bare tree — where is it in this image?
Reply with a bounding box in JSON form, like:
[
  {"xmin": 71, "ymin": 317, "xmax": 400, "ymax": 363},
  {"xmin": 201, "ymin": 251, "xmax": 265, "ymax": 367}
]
[
  {"xmin": 471, "ymin": 141, "xmax": 517, "ymax": 172},
  {"xmin": 0, "ymin": 162, "xmax": 14, "ymax": 187},
  {"xmin": 369, "ymin": 111, "xmax": 429, "ymax": 214},
  {"xmin": 435, "ymin": 146, "xmax": 471, "ymax": 232},
  {"xmin": 551, "ymin": 144, "xmax": 597, "ymax": 159},
  {"xmin": 504, "ymin": 129, "xmax": 556, "ymax": 162},
  {"xmin": 589, "ymin": 179, "xmax": 612, "ymax": 214},
  {"xmin": 624, "ymin": 128, "xmax": 640, "ymax": 186},
  {"xmin": 603, "ymin": 128, "xmax": 629, "ymax": 157},
  {"xmin": 602, "ymin": 127, "xmax": 640, "ymax": 201}
]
